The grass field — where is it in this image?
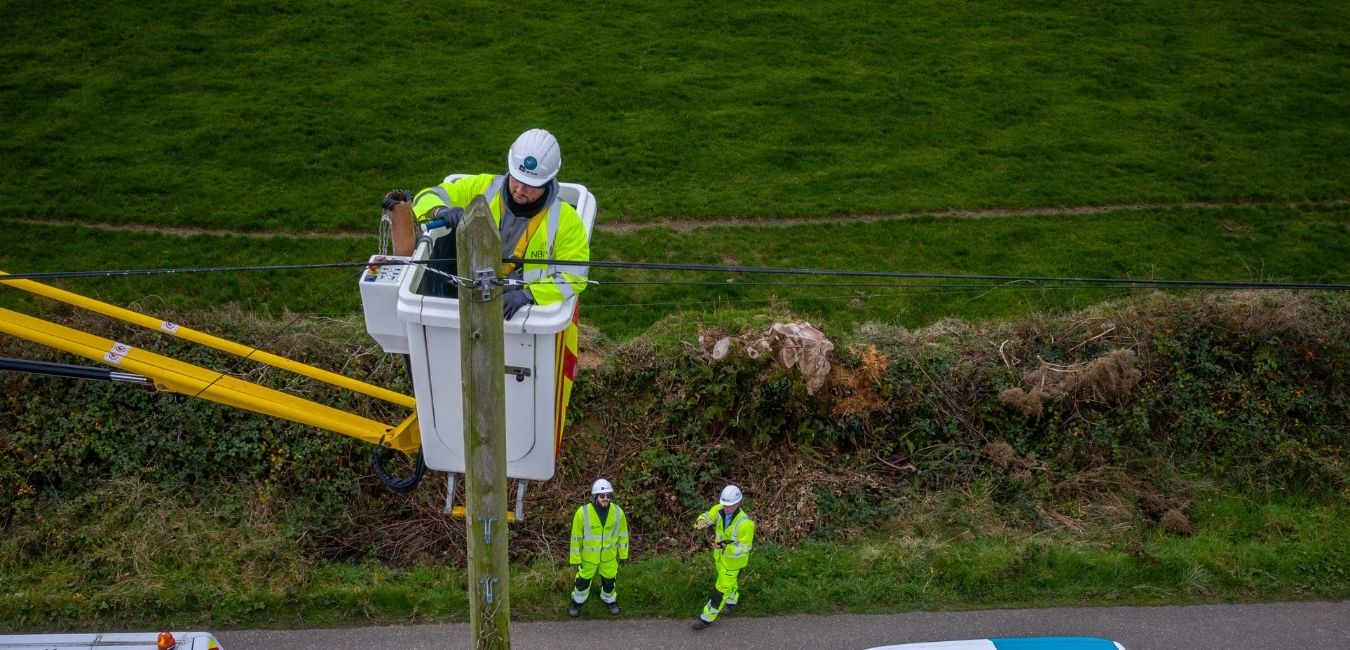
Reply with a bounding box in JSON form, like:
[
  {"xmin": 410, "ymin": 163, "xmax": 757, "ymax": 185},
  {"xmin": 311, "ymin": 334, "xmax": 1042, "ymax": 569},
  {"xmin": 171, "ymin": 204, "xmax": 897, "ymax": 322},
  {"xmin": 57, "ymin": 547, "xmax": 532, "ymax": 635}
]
[
  {"xmin": 2, "ymin": 0, "xmax": 1349, "ymax": 634},
  {"xmin": 1, "ymin": 1, "xmax": 1347, "ymax": 232}
]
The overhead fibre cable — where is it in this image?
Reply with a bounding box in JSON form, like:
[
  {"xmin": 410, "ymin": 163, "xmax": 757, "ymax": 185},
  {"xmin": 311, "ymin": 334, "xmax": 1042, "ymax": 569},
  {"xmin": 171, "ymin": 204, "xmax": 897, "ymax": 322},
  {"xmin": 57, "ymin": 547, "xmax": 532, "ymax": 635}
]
[{"xmin": 2, "ymin": 259, "xmax": 1347, "ymax": 291}]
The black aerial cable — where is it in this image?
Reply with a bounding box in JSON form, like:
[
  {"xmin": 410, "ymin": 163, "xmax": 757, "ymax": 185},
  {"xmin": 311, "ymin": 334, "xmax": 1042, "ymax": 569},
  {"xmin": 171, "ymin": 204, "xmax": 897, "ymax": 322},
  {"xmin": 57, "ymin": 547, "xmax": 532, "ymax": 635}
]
[
  {"xmin": 0, "ymin": 357, "xmax": 153, "ymax": 385},
  {"xmin": 5, "ymin": 258, "xmax": 1347, "ymax": 291},
  {"xmin": 578, "ymin": 287, "xmax": 1140, "ymax": 310},
  {"xmin": 587, "ymin": 279, "xmax": 1344, "ymax": 290},
  {"xmin": 2, "ymin": 261, "xmax": 381, "ymax": 281},
  {"xmin": 12, "ymin": 236, "xmax": 1343, "ymax": 502},
  {"xmin": 511, "ymin": 257, "xmax": 1350, "ymax": 291}
]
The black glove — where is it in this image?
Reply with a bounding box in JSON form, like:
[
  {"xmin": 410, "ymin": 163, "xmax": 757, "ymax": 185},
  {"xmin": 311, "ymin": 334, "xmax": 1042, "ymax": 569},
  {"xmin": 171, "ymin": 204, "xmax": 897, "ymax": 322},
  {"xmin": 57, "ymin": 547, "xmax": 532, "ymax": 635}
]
[
  {"xmin": 430, "ymin": 205, "xmax": 465, "ymax": 229},
  {"xmin": 503, "ymin": 290, "xmax": 534, "ymax": 319},
  {"xmin": 381, "ymin": 189, "xmax": 412, "ymax": 211}
]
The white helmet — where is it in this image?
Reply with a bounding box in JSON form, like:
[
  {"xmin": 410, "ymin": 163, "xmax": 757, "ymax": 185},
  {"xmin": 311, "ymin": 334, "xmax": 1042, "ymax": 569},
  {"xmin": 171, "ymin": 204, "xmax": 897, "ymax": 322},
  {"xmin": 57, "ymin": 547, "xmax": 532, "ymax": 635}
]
[
  {"xmin": 719, "ymin": 484, "xmax": 743, "ymax": 506},
  {"xmin": 507, "ymin": 128, "xmax": 562, "ymax": 187},
  {"xmin": 592, "ymin": 478, "xmax": 614, "ymax": 496}
]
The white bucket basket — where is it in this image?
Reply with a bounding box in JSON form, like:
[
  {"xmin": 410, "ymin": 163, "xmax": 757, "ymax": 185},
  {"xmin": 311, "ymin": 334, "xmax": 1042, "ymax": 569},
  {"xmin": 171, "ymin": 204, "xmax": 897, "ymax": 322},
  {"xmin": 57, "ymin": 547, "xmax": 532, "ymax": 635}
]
[{"xmin": 360, "ymin": 176, "xmax": 595, "ymax": 481}]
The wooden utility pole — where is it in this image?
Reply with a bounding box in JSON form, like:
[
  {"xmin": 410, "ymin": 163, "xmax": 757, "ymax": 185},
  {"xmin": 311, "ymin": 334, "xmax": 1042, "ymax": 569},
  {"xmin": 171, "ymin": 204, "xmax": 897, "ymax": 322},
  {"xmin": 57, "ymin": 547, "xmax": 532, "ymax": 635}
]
[{"xmin": 456, "ymin": 195, "xmax": 510, "ymax": 649}]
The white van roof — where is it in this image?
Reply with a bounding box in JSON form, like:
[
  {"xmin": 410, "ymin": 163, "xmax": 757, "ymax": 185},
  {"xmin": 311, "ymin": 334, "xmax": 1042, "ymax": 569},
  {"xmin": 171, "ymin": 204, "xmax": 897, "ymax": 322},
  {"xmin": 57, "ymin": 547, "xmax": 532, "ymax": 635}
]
[{"xmin": 0, "ymin": 631, "xmax": 223, "ymax": 650}]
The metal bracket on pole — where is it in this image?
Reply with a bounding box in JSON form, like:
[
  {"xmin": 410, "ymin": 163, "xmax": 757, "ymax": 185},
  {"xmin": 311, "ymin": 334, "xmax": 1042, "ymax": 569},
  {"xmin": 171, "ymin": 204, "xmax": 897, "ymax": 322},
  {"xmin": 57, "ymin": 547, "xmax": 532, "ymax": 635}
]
[
  {"xmin": 479, "ymin": 516, "xmax": 498, "ymax": 545},
  {"xmin": 474, "ymin": 267, "xmax": 495, "ymax": 301},
  {"xmin": 479, "ymin": 577, "xmax": 499, "ymax": 604}
]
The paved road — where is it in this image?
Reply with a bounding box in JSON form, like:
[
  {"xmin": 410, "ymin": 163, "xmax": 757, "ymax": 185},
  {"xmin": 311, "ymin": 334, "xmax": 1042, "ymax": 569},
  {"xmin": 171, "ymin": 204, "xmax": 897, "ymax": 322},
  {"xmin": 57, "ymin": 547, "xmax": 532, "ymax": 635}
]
[{"xmin": 218, "ymin": 600, "xmax": 1348, "ymax": 649}]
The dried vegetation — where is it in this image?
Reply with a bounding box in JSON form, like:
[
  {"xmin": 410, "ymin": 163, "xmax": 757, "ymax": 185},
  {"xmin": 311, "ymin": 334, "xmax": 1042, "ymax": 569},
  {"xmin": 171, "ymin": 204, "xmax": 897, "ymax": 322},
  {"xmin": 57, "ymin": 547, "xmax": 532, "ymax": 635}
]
[{"xmin": 2, "ymin": 291, "xmax": 1345, "ymax": 566}]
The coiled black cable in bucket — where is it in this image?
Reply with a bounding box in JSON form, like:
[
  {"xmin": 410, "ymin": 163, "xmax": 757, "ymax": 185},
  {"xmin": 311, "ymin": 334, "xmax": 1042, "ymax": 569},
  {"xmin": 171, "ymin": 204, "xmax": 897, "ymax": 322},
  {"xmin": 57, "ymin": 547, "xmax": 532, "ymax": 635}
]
[{"xmin": 371, "ymin": 446, "xmax": 426, "ymax": 493}]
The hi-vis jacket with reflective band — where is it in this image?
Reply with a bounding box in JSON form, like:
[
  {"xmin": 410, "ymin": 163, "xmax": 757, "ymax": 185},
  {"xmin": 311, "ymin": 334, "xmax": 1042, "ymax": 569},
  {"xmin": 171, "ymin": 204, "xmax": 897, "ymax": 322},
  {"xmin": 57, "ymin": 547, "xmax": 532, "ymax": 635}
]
[
  {"xmin": 412, "ymin": 173, "xmax": 590, "ymax": 306},
  {"xmin": 570, "ymin": 503, "xmax": 629, "ymax": 565},
  {"xmin": 696, "ymin": 505, "xmax": 754, "ymax": 570}
]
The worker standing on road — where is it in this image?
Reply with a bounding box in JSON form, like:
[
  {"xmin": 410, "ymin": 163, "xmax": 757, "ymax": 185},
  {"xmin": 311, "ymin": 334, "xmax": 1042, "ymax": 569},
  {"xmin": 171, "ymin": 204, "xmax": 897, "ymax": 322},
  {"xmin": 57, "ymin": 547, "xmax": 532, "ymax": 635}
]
[
  {"xmin": 691, "ymin": 484, "xmax": 755, "ymax": 630},
  {"xmin": 568, "ymin": 478, "xmax": 630, "ymax": 617},
  {"xmin": 406, "ymin": 128, "xmax": 591, "ymax": 318}
]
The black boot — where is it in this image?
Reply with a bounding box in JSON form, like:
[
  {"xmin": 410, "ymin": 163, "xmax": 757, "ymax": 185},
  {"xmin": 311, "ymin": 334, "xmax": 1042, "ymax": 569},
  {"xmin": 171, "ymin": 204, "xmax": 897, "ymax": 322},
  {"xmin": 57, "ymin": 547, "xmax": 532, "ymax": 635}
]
[
  {"xmin": 568, "ymin": 600, "xmax": 582, "ymax": 618},
  {"xmin": 607, "ymin": 601, "xmax": 620, "ymax": 615},
  {"xmin": 691, "ymin": 617, "xmax": 713, "ymax": 630}
]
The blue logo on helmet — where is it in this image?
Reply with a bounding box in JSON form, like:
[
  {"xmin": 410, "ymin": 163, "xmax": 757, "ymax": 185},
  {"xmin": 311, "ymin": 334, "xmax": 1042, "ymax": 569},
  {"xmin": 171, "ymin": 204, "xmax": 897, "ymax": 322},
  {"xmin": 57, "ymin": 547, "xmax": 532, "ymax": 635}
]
[{"xmin": 523, "ymin": 156, "xmax": 538, "ymax": 171}]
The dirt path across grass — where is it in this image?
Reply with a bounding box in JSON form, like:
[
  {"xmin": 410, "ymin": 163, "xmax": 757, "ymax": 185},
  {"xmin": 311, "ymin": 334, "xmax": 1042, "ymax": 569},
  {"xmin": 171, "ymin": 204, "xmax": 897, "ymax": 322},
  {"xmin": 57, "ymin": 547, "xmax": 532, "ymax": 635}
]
[{"xmin": 13, "ymin": 198, "xmax": 1346, "ymax": 239}]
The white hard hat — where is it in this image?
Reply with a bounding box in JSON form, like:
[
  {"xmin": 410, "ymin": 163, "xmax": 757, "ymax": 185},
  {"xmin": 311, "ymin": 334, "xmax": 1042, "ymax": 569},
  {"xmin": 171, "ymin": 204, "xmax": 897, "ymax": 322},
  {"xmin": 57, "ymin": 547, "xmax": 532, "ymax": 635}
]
[
  {"xmin": 719, "ymin": 484, "xmax": 743, "ymax": 506},
  {"xmin": 507, "ymin": 128, "xmax": 562, "ymax": 187},
  {"xmin": 592, "ymin": 478, "xmax": 614, "ymax": 495}
]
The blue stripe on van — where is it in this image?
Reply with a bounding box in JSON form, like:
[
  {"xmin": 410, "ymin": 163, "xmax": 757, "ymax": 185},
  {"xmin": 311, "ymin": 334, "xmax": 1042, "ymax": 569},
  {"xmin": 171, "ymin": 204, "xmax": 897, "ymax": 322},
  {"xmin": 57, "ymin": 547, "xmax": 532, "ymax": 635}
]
[{"xmin": 992, "ymin": 638, "xmax": 1117, "ymax": 650}]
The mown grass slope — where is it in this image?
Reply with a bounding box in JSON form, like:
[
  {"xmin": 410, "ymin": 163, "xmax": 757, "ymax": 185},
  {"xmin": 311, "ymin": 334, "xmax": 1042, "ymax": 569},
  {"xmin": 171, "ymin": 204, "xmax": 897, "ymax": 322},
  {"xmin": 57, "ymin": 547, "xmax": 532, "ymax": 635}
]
[
  {"xmin": 2, "ymin": 0, "xmax": 1348, "ymax": 633},
  {"xmin": 1, "ymin": 1, "xmax": 1347, "ymax": 231}
]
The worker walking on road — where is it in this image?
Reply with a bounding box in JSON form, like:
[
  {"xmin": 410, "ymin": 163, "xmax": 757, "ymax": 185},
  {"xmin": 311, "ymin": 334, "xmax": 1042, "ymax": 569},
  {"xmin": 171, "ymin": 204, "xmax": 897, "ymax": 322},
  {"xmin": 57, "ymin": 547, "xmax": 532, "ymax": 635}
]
[
  {"xmin": 407, "ymin": 128, "xmax": 591, "ymax": 318},
  {"xmin": 568, "ymin": 479, "xmax": 629, "ymax": 617},
  {"xmin": 691, "ymin": 484, "xmax": 755, "ymax": 630}
]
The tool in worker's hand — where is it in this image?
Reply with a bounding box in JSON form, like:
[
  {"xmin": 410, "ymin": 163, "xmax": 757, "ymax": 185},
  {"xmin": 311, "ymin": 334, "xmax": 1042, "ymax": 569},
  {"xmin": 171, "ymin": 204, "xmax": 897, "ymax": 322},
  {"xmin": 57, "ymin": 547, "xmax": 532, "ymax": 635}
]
[
  {"xmin": 382, "ymin": 189, "xmax": 416, "ymax": 256},
  {"xmin": 382, "ymin": 189, "xmax": 412, "ymax": 210}
]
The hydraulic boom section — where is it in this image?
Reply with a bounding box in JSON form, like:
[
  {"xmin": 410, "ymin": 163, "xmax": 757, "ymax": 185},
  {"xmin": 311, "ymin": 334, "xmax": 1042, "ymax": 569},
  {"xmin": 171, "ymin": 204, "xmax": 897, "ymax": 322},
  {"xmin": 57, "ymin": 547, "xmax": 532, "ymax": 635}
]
[{"xmin": 0, "ymin": 272, "xmax": 421, "ymax": 458}]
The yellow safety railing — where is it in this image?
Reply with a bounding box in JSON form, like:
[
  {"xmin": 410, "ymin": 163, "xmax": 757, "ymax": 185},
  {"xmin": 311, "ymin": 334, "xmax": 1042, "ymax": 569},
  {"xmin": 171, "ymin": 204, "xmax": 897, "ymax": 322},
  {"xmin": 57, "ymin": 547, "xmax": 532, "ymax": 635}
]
[
  {"xmin": 0, "ymin": 307, "xmax": 420, "ymax": 454},
  {"xmin": 0, "ymin": 271, "xmax": 414, "ymax": 408},
  {"xmin": 0, "ymin": 271, "xmax": 421, "ymax": 454}
]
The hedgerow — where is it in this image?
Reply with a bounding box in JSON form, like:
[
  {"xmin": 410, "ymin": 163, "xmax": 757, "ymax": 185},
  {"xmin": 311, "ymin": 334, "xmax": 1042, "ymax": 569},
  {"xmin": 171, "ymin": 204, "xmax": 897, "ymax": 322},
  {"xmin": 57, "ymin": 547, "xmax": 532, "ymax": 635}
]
[{"xmin": 1, "ymin": 291, "xmax": 1345, "ymax": 566}]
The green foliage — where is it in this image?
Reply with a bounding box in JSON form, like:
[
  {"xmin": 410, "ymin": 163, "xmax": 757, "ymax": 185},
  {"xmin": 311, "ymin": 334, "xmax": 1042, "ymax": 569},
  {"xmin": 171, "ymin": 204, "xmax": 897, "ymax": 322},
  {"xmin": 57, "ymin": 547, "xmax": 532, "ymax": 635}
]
[
  {"xmin": 3, "ymin": 291, "xmax": 1345, "ymax": 546},
  {"xmin": 1143, "ymin": 306, "xmax": 1348, "ymax": 491},
  {"xmin": 0, "ymin": 307, "xmax": 403, "ymax": 533},
  {"xmin": 569, "ymin": 290, "xmax": 1348, "ymax": 542},
  {"xmin": 1, "ymin": 288, "xmax": 1346, "ymax": 629}
]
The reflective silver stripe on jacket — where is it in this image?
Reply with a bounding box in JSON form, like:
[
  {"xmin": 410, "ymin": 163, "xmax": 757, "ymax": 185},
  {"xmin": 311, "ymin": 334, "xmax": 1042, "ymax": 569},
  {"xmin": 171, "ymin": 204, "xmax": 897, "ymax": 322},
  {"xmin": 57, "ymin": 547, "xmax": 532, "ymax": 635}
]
[
  {"xmin": 429, "ymin": 185, "xmax": 451, "ymax": 207},
  {"xmin": 544, "ymin": 200, "xmax": 591, "ymax": 276},
  {"xmin": 413, "ymin": 186, "xmax": 453, "ymax": 219},
  {"xmin": 580, "ymin": 505, "xmax": 627, "ymax": 556},
  {"xmin": 482, "ymin": 175, "xmax": 505, "ymax": 205},
  {"xmin": 418, "ymin": 176, "xmax": 502, "ymax": 218},
  {"xmin": 520, "ymin": 199, "xmax": 587, "ymax": 297},
  {"xmin": 718, "ymin": 512, "xmax": 752, "ymax": 559}
]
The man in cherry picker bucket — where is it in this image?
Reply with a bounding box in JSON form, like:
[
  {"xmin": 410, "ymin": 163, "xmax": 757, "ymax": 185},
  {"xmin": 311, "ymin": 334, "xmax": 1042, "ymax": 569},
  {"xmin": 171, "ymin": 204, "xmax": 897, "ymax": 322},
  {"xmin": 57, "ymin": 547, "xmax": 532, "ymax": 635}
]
[{"xmin": 384, "ymin": 128, "xmax": 590, "ymax": 319}]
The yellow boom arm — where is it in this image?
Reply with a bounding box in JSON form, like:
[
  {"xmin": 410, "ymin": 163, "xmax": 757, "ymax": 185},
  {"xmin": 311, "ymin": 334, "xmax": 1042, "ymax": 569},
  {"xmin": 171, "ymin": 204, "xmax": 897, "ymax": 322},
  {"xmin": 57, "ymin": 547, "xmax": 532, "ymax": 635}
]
[{"xmin": 0, "ymin": 274, "xmax": 419, "ymax": 455}]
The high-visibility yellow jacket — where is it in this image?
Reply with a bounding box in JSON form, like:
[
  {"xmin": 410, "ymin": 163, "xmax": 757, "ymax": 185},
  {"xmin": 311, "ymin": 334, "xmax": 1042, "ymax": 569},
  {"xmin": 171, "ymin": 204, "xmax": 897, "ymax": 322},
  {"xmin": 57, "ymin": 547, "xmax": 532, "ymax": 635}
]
[
  {"xmin": 570, "ymin": 502, "xmax": 630, "ymax": 565},
  {"xmin": 696, "ymin": 505, "xmax": 754, "ymax": 570},
  {"xmin": 412, "ymin": 173, "xmax": 590, "ymax": 306}
]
